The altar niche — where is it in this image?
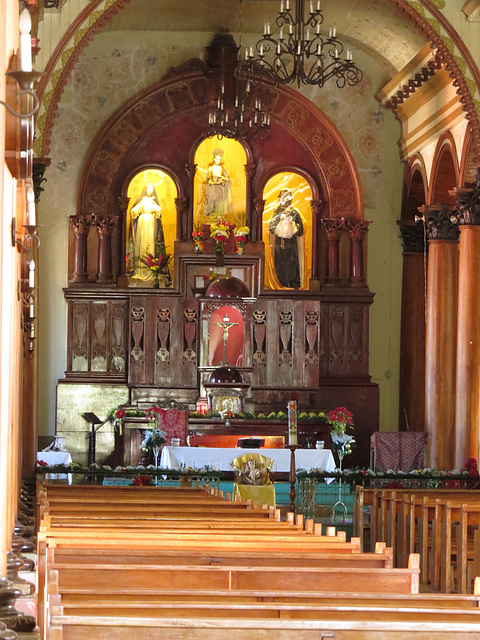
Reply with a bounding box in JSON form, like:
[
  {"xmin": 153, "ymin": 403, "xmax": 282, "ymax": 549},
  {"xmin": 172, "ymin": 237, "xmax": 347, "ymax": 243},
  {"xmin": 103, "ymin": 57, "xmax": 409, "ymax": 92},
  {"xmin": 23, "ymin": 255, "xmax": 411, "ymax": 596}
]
[
  {"xmin": 193, "ymin": 137, "xmax": 247, "ymax": 233},
  {"xmin": 262, "ymin": 171, "xmax": 313, "ymax": 291},
  {"xmin": 125, "ymin": 168, "xmax": 177, "ymax": 288},
  {"xmin": 209, "ymin": 306, "xmax": 244, "ymax": 367}
]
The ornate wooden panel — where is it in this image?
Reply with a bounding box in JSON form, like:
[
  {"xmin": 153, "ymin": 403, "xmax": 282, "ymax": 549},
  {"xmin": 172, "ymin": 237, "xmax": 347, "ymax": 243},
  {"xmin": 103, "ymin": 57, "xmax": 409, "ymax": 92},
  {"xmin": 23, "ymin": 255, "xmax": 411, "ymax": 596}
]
[
  {"xmin": 127, "ymin": 295, "xmax": 199, "ymax": 389},
  {"xmin": 65, "ymin": 294, "xmax": 128, "ymax": 380}
]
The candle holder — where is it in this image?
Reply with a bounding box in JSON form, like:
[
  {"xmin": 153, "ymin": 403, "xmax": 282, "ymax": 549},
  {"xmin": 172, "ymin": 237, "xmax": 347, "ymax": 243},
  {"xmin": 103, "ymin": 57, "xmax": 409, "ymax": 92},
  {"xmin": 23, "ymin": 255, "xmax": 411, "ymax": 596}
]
[
  {"xmin": 1, "ymin": 70, "xmax": 44, "ymax": 119},
  {"xmin": 11, "ymin": 220, "xmax": 42, "ymax": 251},
  {"xmin": 285, "ymin": 443, "xmax": 300, "ymax": 514}
]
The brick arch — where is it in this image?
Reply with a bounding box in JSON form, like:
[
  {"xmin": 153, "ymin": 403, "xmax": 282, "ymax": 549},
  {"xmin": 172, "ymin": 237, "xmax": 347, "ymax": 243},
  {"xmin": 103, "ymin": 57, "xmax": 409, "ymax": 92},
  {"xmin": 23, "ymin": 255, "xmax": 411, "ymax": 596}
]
[
  {"xmin": 38, "ymin": 0, "xmax": 480, "ymax": 166},
  {"xmin": 79, "ymin": 72, "xmax": 364, "ymax": 221},
  {"xmin": 428, "ymin": 132, "xmax": 459, "ymax": 205}
]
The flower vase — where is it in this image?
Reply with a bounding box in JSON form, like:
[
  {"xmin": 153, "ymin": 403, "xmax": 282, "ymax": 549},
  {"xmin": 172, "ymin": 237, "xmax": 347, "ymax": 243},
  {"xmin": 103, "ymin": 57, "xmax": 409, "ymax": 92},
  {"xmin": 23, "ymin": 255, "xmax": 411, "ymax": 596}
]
[
  {"xmin": 333, "ymin": 449, "xmax": 348, "ymax": 521},
  {"xmin": 153, "ymin": 271, "xmax": 160, "ymax": 289},
  {"xmin": 152, "ymin": 445, "xmax": 161, "ymax": 486}
]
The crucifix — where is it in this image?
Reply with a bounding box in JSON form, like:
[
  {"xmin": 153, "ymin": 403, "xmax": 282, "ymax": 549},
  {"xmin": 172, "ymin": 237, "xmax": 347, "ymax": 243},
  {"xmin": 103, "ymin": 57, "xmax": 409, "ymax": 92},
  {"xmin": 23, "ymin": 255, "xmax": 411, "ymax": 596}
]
[{"xmin": 214, "ymin": 313, "xmax": 238, "ymax": 365}]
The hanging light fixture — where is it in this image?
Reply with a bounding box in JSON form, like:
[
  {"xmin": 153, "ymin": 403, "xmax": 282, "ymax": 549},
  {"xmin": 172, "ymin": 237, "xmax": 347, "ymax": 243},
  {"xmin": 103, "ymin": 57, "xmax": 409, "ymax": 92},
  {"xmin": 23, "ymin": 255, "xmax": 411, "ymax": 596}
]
[
  {"xmin": 238, "ymin": 0, "xmax": 363, "ymax": 89},
  {"xmin": 207, "ymin": 79, "xmax": 271, "ymax": 141},
  {"xmin": 206, "ymin": 2, "xmax": 272, "ymax": 141}
]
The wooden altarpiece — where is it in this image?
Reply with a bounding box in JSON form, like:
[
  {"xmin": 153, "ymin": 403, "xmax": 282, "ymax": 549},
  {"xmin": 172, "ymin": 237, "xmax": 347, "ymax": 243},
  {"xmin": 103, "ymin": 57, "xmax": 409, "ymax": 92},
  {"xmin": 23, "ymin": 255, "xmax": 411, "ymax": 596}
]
[{"xmin": 60, "ymin": 32, "xmax": 378, "ymax": 466}]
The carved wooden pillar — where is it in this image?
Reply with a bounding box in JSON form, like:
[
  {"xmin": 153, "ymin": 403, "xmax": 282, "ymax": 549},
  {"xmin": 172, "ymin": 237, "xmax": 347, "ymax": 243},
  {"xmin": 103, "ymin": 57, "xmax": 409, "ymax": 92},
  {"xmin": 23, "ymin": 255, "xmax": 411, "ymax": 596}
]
[
  {"xmin": 117, "ymin": 195, "xmax": 129, "ymax": 282},
  {"xmin": 69, "ymin": 214, "xmax": 92, "ymax": 284},
  {"xmin": 322, "ymin": 218, "xmax": 345, "ymax": 285},
  {"xmin": 346, "ymin": 219, "xmax": 370, "ymax": 286},
  {"xmin": 253, "ymin": 197, "xmax": 265, "ymax": 245},
  {"xmin": 398, "ymin": 220, "xmax": 427, "ymax": 433},
  {"xmin": 175, "ymin": 197, "xmax": 188, "ymax": 241},
  {"xmin": 424, "ymin": 206, "xmax": 459, "ymax": 469},
  {"xmin": 185, "ymin": 163, "xmax": 196, "ymax": 241},
  {"xmin": 454, "ymin": 175, "xmax": 480, "ymax": 467},
  {"xmin": 93, "ymin": 216, "xmax": 117, "ymax": 284},
  {"xmin": 310, "ymin": 199, "xmax": 322, "ymax": 283},
  {"xmin": 245, "ymin": 164, "xmax": 256, "ymax": 240}
]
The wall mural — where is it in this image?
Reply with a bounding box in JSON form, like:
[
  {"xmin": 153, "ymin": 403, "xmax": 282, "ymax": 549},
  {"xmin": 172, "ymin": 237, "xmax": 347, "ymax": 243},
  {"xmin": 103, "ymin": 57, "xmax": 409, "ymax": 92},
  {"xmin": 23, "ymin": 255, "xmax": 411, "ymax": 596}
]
[
  {"xmin": 262, "ymin": 172, "xmax": 312, "ymax": 291},
  {"xmin": 125, "ymin": 168, "xmax": 177, "ymax": 288}
]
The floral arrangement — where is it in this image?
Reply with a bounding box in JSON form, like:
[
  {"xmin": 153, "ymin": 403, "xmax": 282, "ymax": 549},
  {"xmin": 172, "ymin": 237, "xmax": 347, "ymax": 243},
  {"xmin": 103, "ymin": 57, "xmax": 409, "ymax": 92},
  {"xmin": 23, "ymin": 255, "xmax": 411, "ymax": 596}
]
[
  {"xmin": 141, "ymin": 428, "xmax": 166, "ymax": 451},
  {"xmin": 328, "ymin": 406, "xmax": 355, "ymax": 458},
  {"xmin": 192, "ymin": 226, "xmax": 206, "ymax": 253},
  {"xmin": 209, "ymin": 219, "xmax": 235, "ymax": 254},
  {"xmin": 234, "ymin": 225, "xmax": 250, "ymax": 254},
  {"xmin": 139, "ymin": 252, "xmax": 171, "ymax": 273}
]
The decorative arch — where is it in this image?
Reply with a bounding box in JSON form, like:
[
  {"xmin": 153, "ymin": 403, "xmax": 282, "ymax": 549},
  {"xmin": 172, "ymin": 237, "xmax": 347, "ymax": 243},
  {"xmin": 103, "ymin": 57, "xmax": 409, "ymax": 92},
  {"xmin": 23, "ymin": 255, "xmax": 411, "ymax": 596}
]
[
  {"xmin": 459, "ymin": 128, "xmax": 478, "ymax": 186},
  {"xmin": 36, "ymin": 0, "xmax": 480, "ymax": 166},
  {"xmin": 78, "ymin": 70, "xmax": 365, "ymax": 227},
  {"xmin": 402, "ymin": 155, "xmax": 428, "ymax": 222},
  {"xmin": 428, "ymin": 132, "xmax": 459, "ymax": 205}
]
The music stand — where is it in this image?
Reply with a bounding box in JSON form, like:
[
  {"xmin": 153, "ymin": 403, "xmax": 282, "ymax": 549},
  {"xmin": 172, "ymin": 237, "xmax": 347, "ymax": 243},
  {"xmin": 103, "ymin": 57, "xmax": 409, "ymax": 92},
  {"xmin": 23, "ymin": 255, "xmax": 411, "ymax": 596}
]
[{"xmin": 82, "ymin": 412, "xmax": 104, "ymax": 466}]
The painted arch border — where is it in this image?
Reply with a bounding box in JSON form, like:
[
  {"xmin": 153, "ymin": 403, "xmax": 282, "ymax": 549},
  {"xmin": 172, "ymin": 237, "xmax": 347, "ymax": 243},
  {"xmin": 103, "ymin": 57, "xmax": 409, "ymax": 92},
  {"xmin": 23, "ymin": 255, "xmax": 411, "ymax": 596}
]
[{"xmin": 35, "ymin": 0, "xmax": 480, "ymax": 164}]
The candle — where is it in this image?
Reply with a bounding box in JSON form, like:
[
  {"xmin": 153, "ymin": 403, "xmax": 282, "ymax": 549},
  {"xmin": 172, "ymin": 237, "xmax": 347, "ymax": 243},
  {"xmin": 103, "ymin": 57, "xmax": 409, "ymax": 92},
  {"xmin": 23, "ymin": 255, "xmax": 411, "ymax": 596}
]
[
  {"xmin": 29, "ymin": 301, "xmax": 34, "ymax": 318},
  {"xmin": 19, "ymin": 8, "xmax": 32, "ymax": 72},
  {"xmin": 26, "ymin": 185, "xmax": 36, "ymax": 225},
  {"xmin": 288, "ymin": 400, "xmax": 297, "ymax": 446},
  {"xmin": 310, "ymin": 1, "xmax": 313, "ymax": 13},
  {"xmin": 28, "ymin": 260, "xmax": 35, "ymax": 288},
  {"xmin": 333, "ymin": 24, "xmax": 336, "ymax": 37},
  {"xmin": 280, "ymin": 0, "xmax": 284, "ymax": 12}
]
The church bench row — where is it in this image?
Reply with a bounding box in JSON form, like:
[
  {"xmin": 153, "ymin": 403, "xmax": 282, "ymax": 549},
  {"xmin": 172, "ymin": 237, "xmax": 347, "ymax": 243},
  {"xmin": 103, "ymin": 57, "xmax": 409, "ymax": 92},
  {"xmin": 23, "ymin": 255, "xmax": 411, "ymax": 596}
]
[
  {"xmin": 44, "ymin": 544, "xmax": 389, "ymax": 569},
  {"xmin": 355, "ymin": 487, "xmax": 480, "ymax": 593}
]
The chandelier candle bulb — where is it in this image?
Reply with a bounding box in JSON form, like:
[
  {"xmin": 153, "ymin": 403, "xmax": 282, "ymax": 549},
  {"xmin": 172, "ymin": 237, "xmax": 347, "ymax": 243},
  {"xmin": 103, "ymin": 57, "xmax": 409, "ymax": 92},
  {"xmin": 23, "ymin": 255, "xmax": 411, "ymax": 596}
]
[
  {"xmin": 279, "ymin": 27, "xmax": 283, "ymax": 40},
  {"xmin": 329, "ymin": 26, "xmax": 332, "ymax": 38},
  {"xmin": 317, "ymin": 0, "xmax": 321, "ymax": 9},
  {"xmin": 280, "ymin": 0, "xmax": 284, "ymax": 12},
  {"xmin": 28, "ymin": 260, "xmax": 35, "ymax": 288},
  {"xmin": 19, "ymin": 8, "xmax": 32, "ymax": 72},
  {"xmin": 286, "ymin": 0, "xmax": 290, "ymax": 9},
  {"xmin": 29, "ymin": 302, "xmax": 34, "ymax": 318},
  {"xmin": 306, "ymin": 28, "xmax": 310, "ymax": 41},
  {"xmin": 288, "ymin": 400, "xmax": 298, "ymax": 446},
  {"xmin": 310, "ymin": 1, "xmax": 313, "ymax": 13},
  {"xmin": 333, "ymin": 24, "xmax": 336, "ymax": 37}
]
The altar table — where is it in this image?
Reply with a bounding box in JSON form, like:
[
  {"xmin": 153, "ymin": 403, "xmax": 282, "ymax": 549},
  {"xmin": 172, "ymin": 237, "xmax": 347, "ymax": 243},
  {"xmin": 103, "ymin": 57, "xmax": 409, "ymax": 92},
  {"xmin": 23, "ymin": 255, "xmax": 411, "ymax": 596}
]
[
  {"xmin": 37, "ymin": 451, "xmax": 73, "ymax": 483},
  {"xmin": 160, "ymin": 446, "xmax": 335, "ymax": 473}
]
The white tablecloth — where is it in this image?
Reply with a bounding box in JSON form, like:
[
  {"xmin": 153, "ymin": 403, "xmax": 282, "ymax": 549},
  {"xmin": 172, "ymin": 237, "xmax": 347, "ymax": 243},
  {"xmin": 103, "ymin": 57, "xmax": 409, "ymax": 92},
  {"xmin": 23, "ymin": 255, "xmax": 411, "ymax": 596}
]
[
  {"xmin": 160, "ymin": 446, "xmax": 335, "ymax": 473},
  {"xmin": 37, "ymin": 451, "xmax": 72, "ymax": 483}
]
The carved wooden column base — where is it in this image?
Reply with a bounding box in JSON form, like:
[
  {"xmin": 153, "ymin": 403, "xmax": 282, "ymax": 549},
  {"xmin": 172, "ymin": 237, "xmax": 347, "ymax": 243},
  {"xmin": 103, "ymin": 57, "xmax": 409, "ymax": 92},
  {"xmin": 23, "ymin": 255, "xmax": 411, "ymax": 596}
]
[{"xmin": 0, "ymin": 578, "xmax": 36, "ymax": 635}]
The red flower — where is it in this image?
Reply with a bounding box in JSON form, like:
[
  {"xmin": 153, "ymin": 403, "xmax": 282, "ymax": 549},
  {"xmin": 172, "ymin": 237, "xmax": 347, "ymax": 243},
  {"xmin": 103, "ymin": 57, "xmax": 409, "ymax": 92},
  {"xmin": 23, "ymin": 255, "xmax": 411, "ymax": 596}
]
[
  {"xmin": 133, "ymin": 475, "xmax": 152, "ymax": 486},
  {"xmin": 115, "ymin": 409, "xmax": 126, "ymax": 419},
  {"xmin": 37, "ymin": 460, "xmax": 48, "ymax": 467}
]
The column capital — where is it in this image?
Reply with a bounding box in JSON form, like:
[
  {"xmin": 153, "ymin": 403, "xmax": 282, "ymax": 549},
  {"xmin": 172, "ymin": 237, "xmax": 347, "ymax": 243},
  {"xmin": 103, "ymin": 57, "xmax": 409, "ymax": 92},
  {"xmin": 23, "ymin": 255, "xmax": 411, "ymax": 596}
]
[
  {"xmin": 422, "ymin": 205, "xmax": 459, "ymax": 241},
  {"xmin": 93, "ymin": 215, "xmax": 118, "ymax": 238},
  {"xmin": 322, "ymin": 217, "xmax": 345, "ymax": 241},
  {"xmin": 345, "ymin": 218, "xmax": 371, "ymax": 239},
  {"xmin": 397, "ymin": 220, "xmax": 426, "ymax": 254},
  {"xmin": 69, "ymin": 214, "xmax": 92, "ymax": 237},
  {"xmin": 454, "ymin": 169, "xmax": 480, "ymax": 226}
]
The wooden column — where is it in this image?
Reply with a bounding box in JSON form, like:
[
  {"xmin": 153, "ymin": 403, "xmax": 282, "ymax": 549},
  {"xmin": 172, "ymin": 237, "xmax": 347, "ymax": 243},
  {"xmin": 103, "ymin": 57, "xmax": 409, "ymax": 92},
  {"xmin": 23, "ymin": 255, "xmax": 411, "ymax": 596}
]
[
  {"xmin": 455, "ymin": 225, "xmax": 480, "ymax": 467},
  {"xmin": 424, "ymin": 207, "xmax": 459, "ymax": 469},
  {"xmin": 322, "ymin": 218, "xmax": 344, "ymax": 285},
  {"xmin": 69, "ymin": 214, "xmax": 92, "ymax": 283},
  {"xmin": 346, "ymin": 219, "xmax": 370, "ymax": 286},
  {"xmin": 93, "ymin": 215, "xmax": 117, "ymax": 284},
  {"xmin": 454, "ymin": 175, "xmax": 480, "ymax": 469},
  {"xmin": 398, "ymin": 221, "xmax": 426, "ymax": 433}
]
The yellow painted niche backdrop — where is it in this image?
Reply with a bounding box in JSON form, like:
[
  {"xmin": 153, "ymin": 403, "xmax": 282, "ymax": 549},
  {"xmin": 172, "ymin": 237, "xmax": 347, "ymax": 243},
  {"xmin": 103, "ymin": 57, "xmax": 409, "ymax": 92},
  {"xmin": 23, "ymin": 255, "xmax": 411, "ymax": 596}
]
[
  {"xmin": 193, "ymin": 137, "xmax": 247, "ymax": 229},
  {"xmin": 262, "ymin": 173, "xmax": 312, "ymax": 291},
  {"xmin": 125, "ymin": 169, "xmax": 177, "ymax": 286}
]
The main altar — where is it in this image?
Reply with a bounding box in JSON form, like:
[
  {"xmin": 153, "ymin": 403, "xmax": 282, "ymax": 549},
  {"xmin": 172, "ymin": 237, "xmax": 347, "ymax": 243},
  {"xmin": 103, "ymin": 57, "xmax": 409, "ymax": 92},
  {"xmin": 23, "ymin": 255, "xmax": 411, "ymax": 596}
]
[{"xmin": 55, "ymin": 32, "xmax": 379, "ymax": 468}]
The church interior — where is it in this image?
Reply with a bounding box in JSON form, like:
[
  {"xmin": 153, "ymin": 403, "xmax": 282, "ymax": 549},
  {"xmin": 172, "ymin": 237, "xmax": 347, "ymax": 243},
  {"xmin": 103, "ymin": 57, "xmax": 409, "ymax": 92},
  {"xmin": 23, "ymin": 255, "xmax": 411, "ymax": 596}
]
[{"xmin": 3, "ymin": 0, "xmax": 480, "ymax": 638}]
